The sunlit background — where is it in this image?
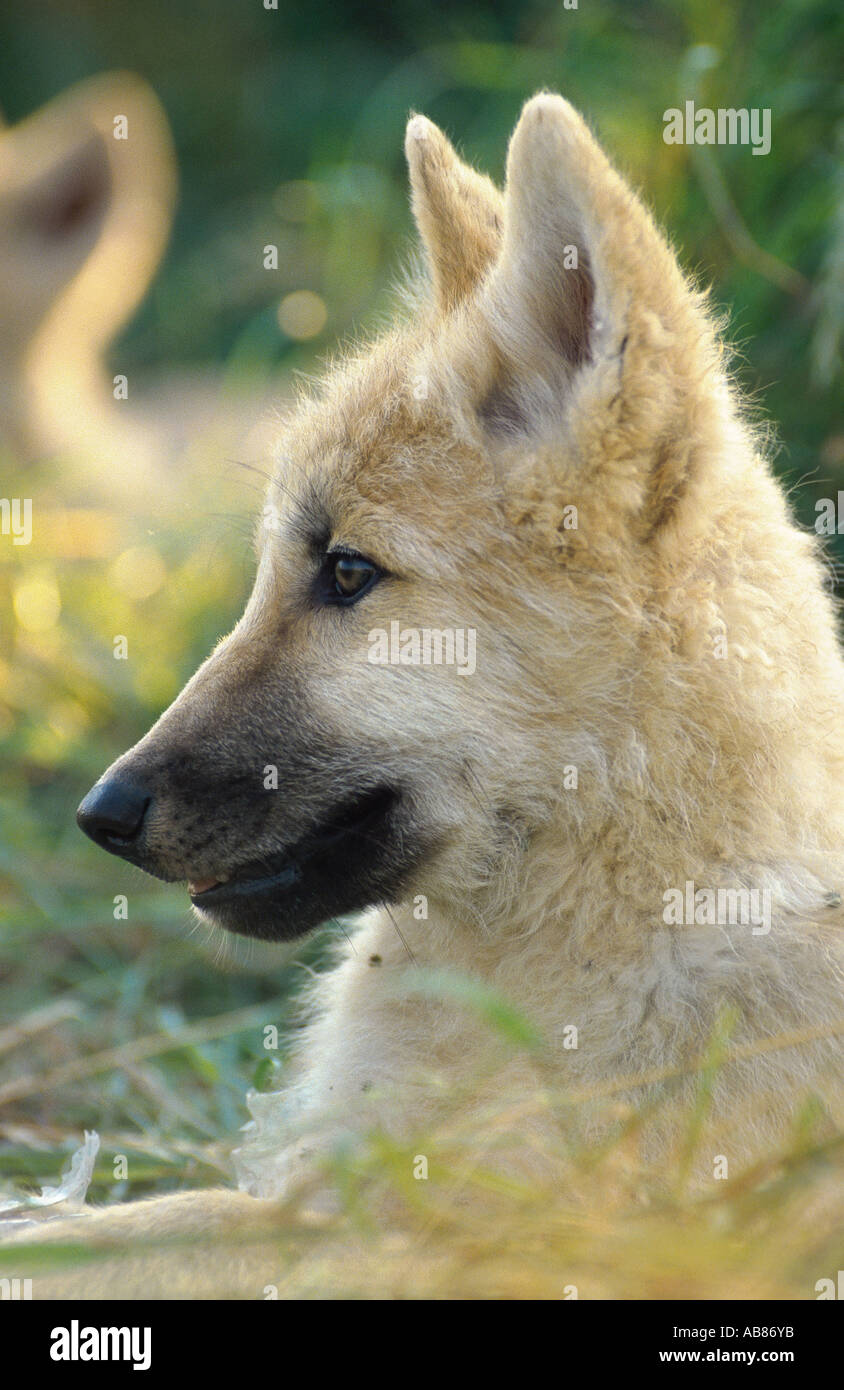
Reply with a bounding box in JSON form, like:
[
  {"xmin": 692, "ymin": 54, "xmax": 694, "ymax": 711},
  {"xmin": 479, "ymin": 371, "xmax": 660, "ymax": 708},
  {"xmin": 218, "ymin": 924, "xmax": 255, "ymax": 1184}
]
[{"xmin": 0, "ymin": 0, "xmax": 841, "ymax": 1205}]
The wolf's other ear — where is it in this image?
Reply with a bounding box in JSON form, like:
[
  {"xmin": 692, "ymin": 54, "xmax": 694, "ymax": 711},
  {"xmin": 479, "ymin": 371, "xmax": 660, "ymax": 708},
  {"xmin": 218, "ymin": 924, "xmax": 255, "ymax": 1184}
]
[
  {"xmin": 483, "ymin": 93, "xmax": 695, "ymax": 423},
  {"xmin": 405, "ymin": 114, "xmax": 503, "ymax": 312}
]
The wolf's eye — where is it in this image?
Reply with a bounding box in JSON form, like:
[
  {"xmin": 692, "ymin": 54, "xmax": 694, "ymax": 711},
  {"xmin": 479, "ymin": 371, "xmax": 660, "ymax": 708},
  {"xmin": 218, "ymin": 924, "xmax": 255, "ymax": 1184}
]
[
  {"xmin": 334, "ymin": 555, "xmax": 373, "ymax": 597},
  {"xmin": 318, "ymin": 550, "xmax": 382, "ymax": 605}
]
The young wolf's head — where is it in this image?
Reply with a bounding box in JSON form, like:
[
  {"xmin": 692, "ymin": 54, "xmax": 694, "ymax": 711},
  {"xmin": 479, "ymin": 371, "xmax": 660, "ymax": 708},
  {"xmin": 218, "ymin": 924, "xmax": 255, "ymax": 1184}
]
[{"xmin": 78, "ymin": 94, "xmax": 843, "ymax": 942}]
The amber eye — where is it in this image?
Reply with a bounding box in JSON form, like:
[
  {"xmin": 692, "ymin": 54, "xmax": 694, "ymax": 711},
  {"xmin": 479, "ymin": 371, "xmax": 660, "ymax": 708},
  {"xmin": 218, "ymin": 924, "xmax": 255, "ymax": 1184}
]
[{"xmin": 321, "ymin": 551, "xmax": 381, "ymax": 605}]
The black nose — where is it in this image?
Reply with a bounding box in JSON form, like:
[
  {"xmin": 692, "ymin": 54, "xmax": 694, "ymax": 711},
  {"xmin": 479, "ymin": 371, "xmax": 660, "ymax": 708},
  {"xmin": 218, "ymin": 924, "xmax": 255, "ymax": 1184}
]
[{"xmin": 77, "ymin": 776, "xmax": 151, "ymax": 853}]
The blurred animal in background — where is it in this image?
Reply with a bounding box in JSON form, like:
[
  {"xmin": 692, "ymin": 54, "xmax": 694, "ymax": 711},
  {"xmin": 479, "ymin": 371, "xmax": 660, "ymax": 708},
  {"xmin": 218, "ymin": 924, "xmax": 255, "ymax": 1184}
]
[{"xmin": 0, "ymin": 72, "xmax": 176, "ymax": 480}]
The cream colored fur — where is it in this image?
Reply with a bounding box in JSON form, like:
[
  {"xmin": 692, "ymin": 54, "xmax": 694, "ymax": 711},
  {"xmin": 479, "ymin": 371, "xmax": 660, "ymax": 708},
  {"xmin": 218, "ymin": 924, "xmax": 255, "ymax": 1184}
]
[
  {"xmin": 235, "ymin": 94, "xmax": 844, "ymax": 1193},
  {"xmin": 4, "ymin": 93, "xmax": 842, "ymax": 1288}
]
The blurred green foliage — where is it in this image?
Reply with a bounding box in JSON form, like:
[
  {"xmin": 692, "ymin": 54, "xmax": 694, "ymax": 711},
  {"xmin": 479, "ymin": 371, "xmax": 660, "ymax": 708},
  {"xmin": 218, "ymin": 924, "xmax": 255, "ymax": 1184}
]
[{"xmin": 0, "ymin": 0, "xmax": 842, "ymax": 1202}]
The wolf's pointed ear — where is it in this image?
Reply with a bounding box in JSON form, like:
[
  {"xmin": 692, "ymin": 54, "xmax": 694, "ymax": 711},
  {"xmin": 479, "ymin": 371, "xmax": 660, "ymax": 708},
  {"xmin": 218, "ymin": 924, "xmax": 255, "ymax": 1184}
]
[
  {"xmin": 16, "ymin": 131, "xmax": 112, "ymax": 248},
  {"xmin": 482, "ymin": 93, "xmax": 696, "ymax": 427},
  {"xmin": 405, "ymin": 113, "xmax": 503, "ymax": 311}
]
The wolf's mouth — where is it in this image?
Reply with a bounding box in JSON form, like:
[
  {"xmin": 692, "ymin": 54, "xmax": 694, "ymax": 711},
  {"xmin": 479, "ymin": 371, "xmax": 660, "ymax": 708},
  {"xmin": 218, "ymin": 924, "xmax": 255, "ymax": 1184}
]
[{"xmin": 187, "ymin": 785, "xmax": 398, "ymax": 908}]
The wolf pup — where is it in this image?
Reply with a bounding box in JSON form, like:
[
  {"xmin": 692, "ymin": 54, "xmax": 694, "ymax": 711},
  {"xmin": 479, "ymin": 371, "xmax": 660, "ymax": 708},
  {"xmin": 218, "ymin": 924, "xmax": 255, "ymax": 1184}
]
[{"xmin": 77, "ymin": 94, "xmax": 843, "ymax": 1198}]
